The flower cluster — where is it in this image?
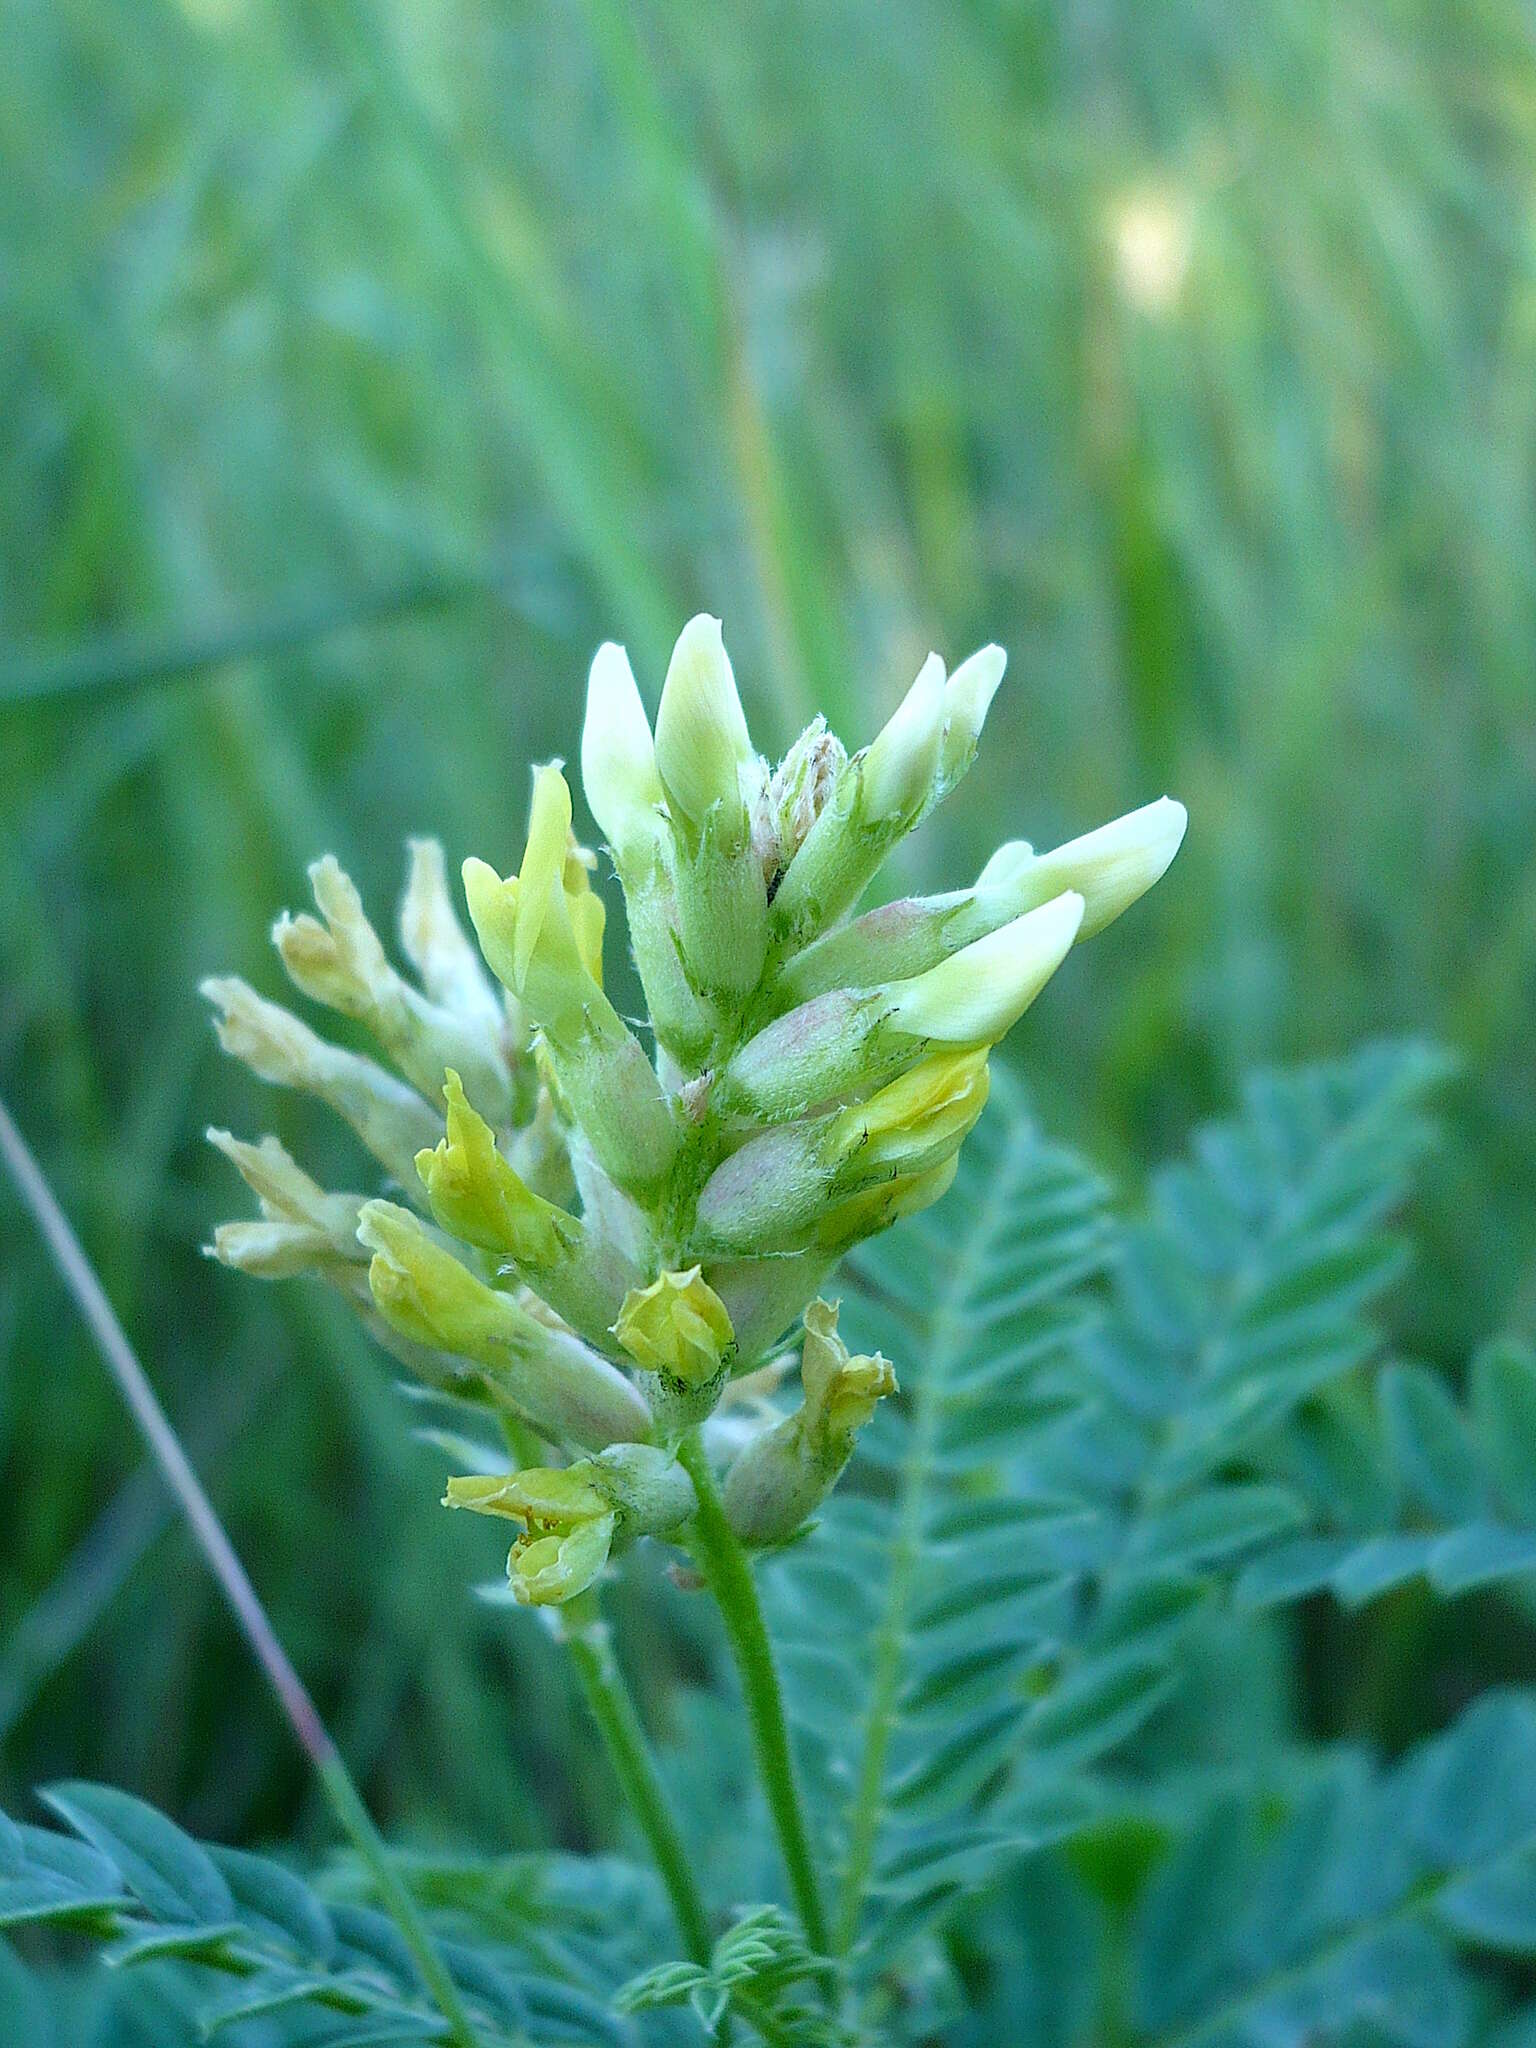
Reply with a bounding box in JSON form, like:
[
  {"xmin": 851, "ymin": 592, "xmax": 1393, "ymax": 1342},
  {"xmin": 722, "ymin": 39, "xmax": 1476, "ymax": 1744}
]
[{"xmin": 206, "ymin": 617, "xmax": 1184, "ymax": 1603}]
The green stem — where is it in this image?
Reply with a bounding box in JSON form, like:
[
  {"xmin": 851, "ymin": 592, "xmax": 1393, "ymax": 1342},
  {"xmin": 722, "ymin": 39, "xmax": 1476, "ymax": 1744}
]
[
  {"xmin": 317, "ymin": 1756, "xmax": 483, "ymax": 2044},
  {"xmin": 563, "ymin": 1619, "xmax": 713, "ymax": 1966},
  {"xmin": 676, "ymin": 1435, "xmax": 830, "ymax": 1957}
]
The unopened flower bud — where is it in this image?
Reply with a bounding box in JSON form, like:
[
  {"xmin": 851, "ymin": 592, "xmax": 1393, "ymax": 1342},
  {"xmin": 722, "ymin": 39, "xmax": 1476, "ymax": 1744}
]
[
  {"xmin": 936, "ymin": 644, "xmax": 1007, "ymax": 792},
  {"xmin": 752, "ymin": 717, "xmax": 846, "ymax": 890},
  {"xmin": 768, "ymin": 655, "xmax": 946, "ymax": 947},
  {"xmin": 859, "ymin": 653, "xmax": 947, "ymax": 825},
  {"xmin": 776, "ymin": 800, "xmax": 1181, "ymax": 1011},
  {"xmin": 581, "ymin": 642, "xmax": 666, "ymax": 863},
  {"xmin": 721, "ymin": 892, "xmax": 1080, "ymax": 1120},
  {"xmin": 202, "ymin": 977, "xmax": 442, "ymax": 1189},
  {"xmin": 614, "ymin": 1266, "xmax": 736, "ymax": 1389},
  {"xmin": 206, "ymin": 1128, "xmax": 365, "ymax": 1259},
  {"xmin": 775, "ymin": 883, "xmax": 985, "ymax": 1006},
  {"xmin": 714, "ymin": 986, "xmax": 890, "ymax": 1122},
  {"xmin": 358, "ymin": 1200, "xmax": 652, "ymax": 1449},
  {"xmin": 648, "ymin": 616, "xmax": 769, "ymax": 1007},
  {"xmin": 619, "ymin": 849, "xmax": 718, "ymax": 1065},
  {"xmin": 694, "ymin": 1122, "xmax": 839, "ymax": 1254},
  {"xmin": 885, "ymin": 891, "xmax": 1084, "ymax": 1044},
  {"xmin": 399, "ymin": 837, "xmax": 507, "ymax": 1034},
  {"xmin": 416, "ymin": 1071, "xmax": 638, "ymax": 1343},
  {"xmin": 670, "ymin": 795, "xmax": 769, "ymax": 1007},
  {"xmin": 652, "ymin": 614, "xmax": 756, "ymax": 840},
  {"xmin": 274, "ymin": 856, "xmax": 511, "ymax": 1117},
  {"xmin": 697, "ymin": 1049, "xmax": 988, "ymax": 1254},
  {"xmin": 463, "ymin": 768, "xmax": 679, "ymax": 1196},
  {"xmin": 723, "ymin": 1300, "xmax": 896, "ymax": 1545},
  {"xmin": 1014, "ymin": 797, "xmax": 1187, "ymax": 940}
]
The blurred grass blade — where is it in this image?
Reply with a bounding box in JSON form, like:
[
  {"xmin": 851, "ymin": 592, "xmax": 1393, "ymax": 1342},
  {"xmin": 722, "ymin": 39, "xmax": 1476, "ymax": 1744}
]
[{"xmin": 0, "ymin": 1093, "xmax": 481, "ymax": 2048}]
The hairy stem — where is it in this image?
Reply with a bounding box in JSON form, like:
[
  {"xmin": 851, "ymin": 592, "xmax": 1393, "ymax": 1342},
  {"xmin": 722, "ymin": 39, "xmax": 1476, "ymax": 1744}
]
[
  {"xmin": 676, "ymin": 1434, "xmax": 830, "ymax": 1958},
  {"xmin": 0, "ymin": 1095, "xmax": 482, "ymax": 2048},
  {"xmin": 563, "ymin": 1618, "xmax": 713, "ymax": 1966}
]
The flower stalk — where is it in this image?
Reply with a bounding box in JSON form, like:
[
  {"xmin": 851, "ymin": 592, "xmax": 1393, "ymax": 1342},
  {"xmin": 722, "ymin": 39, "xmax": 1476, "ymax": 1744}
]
[
  {"xmin": 676, "ymin": 1433, "xmax": 831, "ymax": 1960},
  {"xmin": 200, "ymin": 615, "xmax": 1184, "ymax": 1979}
]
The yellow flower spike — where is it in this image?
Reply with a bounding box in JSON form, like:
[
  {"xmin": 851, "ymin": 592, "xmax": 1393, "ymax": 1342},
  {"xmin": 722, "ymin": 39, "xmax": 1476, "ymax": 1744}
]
[
  {"xmin": 653, "ymin": 613, "xmax": 755, "ymax": 836},
  {"xmin": 415, "ymin": 1070, "xmax": 573, "ymax": 1266},
  {"xmin": 835, "ymin": 1047, "xmax": 991, "ymax": 1175},
  {"xmin": 357, "ymin": 1199, "xmax": 654, "ymax": 1449},
  {"xmin": 399, "ymin": 836, "xmax": 505, "ymax": 1032},
  {"xmin": 722, "ymin": 1299, "xmax": 897, "ymax": 1546},
  {"xmin": 564, "ymin": 873, "xmax": 607, "ymax": 987},
  {"xmin": 509, "ymin": 1516, "xmax": 616, "ymax": 1605},
  {"xmin": 615, "ymin": 1267, "xmax": 736, "ymax": 1387},
  {"xmin": 204, "ymin": 620, "xmax": 1186, "ymax": 1579},
  {"xmin": 443, "ymin": 1466, "xmax": 610, "ymax": 1524},
  {"xmin": 516, "ymin": 764, "xmax": 575, "ymax": 989}
]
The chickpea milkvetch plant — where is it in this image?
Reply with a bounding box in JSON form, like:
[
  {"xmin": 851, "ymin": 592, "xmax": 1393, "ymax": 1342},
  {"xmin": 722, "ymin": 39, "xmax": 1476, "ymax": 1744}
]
[
  {"xmin": 202, "ymin": 614, "xmax": 1184, "ymax": 1630},
  {"xmin": 192, "ymin": 616, "xmax": 1175, "ymax": 2007},
  {"xmin": 19, "ymin": 621, "xmax": 1536, "ymax": 2047}
]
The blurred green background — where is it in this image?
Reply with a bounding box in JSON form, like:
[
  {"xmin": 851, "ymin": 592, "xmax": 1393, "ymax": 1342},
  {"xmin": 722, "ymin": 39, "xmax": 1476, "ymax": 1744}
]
[{"xmin": 2, "ymin": 0, "xmax": 1534, "ymax": 1870}]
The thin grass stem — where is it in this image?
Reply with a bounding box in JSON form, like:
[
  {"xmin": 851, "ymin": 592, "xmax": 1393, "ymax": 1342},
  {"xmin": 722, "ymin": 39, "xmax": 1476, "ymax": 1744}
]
[{"xmin": 0, "ymin": 1093, "xmax": 482, "ymax": 2048}]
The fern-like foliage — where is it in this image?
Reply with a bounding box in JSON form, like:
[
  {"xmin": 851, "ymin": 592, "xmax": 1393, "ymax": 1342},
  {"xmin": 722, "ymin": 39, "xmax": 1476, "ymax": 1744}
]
[
  {"xmin": 762, "ymin": 1040, "xmax": 1534, "ymax": 1992},
  {"xmin": 617, "ymin": 1906, "xmax": 843, "ymax": 2045},
  {"xmin": 1239, "ymin": 1340, "xmax": 1536, "ymax": 1609},
  {"xmin": 1126, "ymin": 1688, "xmax": 1536, "ymax": 2048},
  {"xmin": 11, "ymin": 1041, "xmax": 1536, "ymax": 2046},
  {"xmin": 0, "ymin": 1782, "xmax": 644, "ymax": 2045}
]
